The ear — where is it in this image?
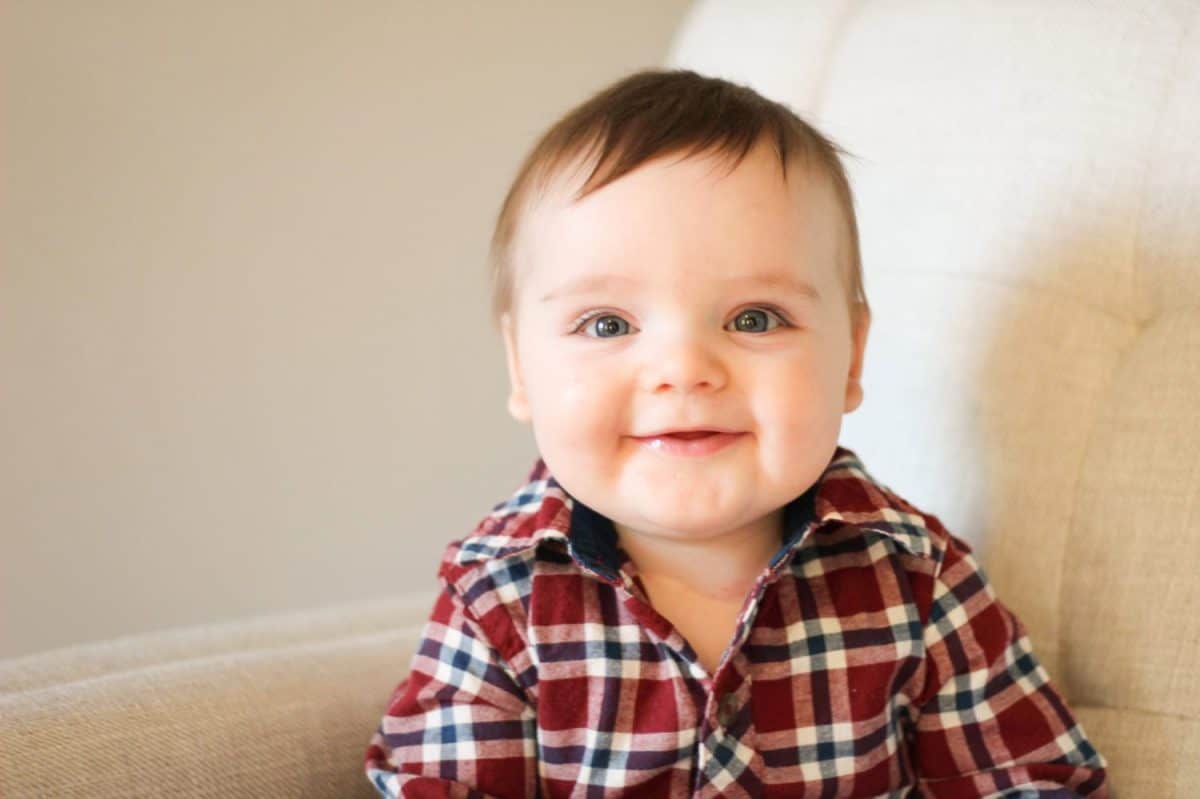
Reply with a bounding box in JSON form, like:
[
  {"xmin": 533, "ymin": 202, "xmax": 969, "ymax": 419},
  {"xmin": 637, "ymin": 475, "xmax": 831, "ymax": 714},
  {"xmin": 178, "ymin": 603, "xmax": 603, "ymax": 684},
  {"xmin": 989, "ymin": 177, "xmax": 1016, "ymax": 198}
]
[
  {"xmin": 500, "ymin": 313, "xmax": 532, "ymax": 424},
  {"xmin": 843, "ymin": 306, "xmax": 871, "ymax": 414}
]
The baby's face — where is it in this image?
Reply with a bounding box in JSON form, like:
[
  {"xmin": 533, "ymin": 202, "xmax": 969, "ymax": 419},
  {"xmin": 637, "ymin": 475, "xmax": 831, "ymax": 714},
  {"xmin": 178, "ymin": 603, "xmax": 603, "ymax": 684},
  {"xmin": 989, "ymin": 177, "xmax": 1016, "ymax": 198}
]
[{"xmin": 500, "ymin": 138, "xmax": 869, "ymax": 549}]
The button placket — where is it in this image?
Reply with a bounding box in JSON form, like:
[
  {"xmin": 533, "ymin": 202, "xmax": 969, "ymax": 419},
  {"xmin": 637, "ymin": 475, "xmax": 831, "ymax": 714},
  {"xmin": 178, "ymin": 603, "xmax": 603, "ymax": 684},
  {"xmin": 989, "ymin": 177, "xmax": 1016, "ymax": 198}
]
[
  {"xmin": 707, "ymin": 651, "xmax": 751, "ymax": 730},
  {"xmin": 716, "ymin": 690, "xmax": 740, "ymax": 728}
]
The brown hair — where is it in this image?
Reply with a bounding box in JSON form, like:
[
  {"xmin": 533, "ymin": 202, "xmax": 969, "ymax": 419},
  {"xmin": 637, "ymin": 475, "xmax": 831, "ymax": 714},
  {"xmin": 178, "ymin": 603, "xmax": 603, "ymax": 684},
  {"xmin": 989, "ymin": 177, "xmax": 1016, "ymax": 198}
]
[{"xmin": 488, "ymin": 68, "xmax": 869, "ymax": 333}]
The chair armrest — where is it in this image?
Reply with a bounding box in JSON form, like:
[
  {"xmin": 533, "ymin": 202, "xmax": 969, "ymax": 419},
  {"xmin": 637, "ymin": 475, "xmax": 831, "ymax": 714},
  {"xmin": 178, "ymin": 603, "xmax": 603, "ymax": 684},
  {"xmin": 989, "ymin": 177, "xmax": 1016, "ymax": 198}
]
[{"xmin": 0, "ymin": 594, "xmax": 433, "ymax": 798}]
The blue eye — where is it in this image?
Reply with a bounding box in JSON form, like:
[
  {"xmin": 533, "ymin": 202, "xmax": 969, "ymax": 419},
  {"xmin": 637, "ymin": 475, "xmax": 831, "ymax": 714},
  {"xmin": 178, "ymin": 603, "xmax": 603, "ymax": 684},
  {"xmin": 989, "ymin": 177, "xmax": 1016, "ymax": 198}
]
[
  {"xmin": 574, "ymin": 313, "xmax": 631, "ymax": 338},
  {"xmin": 569, "ymin": 307, "xmax": 791, "ymax": 338},
  {"xmin": 731, "ymin": 308, "xmax": 786, "ymax": 333}
]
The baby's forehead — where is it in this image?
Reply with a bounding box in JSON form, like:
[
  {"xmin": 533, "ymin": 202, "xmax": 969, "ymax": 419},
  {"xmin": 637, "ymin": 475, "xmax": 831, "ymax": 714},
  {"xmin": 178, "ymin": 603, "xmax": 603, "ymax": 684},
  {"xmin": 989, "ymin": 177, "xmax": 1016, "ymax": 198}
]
[
  {"xmin": 519, "ymin": 152, "xmax": 846, "ymax": 275},
  {"xmin": 532, "ymin": 143, "xmax": 840, "ymax": 228}
]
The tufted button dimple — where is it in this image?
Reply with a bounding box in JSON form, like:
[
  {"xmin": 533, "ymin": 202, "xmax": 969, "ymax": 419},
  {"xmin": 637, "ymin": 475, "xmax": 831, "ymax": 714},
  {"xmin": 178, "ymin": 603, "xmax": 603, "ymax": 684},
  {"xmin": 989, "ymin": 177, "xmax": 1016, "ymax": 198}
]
[{"xmin": 716, "ymin": 691, "xmax": 739, "ymax": 727}]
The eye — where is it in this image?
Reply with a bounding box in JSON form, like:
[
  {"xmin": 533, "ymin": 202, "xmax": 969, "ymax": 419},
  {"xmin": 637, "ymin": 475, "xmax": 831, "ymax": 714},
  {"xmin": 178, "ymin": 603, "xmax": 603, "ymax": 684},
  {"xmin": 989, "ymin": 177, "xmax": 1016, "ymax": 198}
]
[
  {"xmin": 571, "ymin": 312, "xmax": 634, "ymax": 338},
  {"xmin": 569, "ymin": 306, "xmax": 793, "ymax": 338},
  {"xmin": 728, "ymin": 307, "xmax": 790, "ymax": 334}
]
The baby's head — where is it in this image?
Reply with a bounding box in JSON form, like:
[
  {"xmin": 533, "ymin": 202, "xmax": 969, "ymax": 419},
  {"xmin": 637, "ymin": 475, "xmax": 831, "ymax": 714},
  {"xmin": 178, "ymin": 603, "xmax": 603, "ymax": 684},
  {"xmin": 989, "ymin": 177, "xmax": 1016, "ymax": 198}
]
[{"xmin": 488, "ymin": 69, "xmax": 872, "ymax": 548}]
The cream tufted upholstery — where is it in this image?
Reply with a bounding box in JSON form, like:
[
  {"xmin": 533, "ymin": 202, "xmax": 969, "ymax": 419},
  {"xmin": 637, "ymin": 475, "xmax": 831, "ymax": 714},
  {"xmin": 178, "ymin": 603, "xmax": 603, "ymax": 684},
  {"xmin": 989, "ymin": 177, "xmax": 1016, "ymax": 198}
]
[
  {"xmin": 667, "ymin": 1, "xmax": 1200, "ymax": 795},
  {"xmin": 2, "ymin": 3, "xmax": 1196, "ymax": 797}
]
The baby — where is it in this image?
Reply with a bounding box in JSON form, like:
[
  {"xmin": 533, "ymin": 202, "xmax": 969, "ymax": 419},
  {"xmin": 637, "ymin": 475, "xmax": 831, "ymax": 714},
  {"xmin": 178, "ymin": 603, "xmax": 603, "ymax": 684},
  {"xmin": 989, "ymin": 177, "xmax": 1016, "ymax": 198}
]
[{"xmin": 364, "ymin": 69, "xmax": 1108, "ymax": 797}]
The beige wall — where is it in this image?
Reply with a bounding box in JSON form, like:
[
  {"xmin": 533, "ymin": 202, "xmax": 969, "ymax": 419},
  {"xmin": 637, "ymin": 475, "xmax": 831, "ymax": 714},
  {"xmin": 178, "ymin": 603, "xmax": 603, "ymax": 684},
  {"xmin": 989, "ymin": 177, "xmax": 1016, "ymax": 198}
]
[{"xmin": 0, "ymin": 1, "xmax": 694, "ymax": 659}]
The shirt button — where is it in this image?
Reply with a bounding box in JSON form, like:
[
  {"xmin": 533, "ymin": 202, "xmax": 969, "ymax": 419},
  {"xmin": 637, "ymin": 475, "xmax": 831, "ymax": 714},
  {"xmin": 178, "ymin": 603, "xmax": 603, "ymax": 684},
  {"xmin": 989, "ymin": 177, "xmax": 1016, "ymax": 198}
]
[{"xmin": 716, "ymin": 691, "xmax": 739, "ymax": 727}]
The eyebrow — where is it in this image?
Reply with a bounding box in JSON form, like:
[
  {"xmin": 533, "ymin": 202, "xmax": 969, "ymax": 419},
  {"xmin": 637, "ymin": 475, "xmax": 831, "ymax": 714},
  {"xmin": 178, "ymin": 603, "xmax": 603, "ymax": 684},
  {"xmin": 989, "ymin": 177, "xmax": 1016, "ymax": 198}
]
[{"xmin": 540, "ymin": 272, "xmax": 822, "ymax": 303}]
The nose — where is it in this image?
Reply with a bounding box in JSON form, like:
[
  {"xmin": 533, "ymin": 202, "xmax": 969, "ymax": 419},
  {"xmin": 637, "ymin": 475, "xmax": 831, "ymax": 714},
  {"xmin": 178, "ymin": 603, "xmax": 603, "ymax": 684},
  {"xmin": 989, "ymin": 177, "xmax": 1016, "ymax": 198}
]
[{"xmin": 638, "ymin": 328, "xmax": 729, "ymax": 395}]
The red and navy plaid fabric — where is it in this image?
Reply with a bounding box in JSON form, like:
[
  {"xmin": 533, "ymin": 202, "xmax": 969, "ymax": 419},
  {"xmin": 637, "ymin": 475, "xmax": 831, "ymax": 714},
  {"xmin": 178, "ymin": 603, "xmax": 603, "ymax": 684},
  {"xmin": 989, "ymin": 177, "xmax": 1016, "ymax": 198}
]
[{"xmin": 364, "ymin": 445, "xmax": 1108, "ymax": 797}]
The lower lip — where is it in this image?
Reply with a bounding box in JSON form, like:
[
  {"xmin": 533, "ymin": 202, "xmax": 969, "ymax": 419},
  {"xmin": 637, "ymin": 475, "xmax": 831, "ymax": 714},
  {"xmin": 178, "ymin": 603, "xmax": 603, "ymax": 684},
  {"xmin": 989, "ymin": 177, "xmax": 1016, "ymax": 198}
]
[{"xmin": 634, "ymin": 432, "xmax": 746, "ymax": 457}]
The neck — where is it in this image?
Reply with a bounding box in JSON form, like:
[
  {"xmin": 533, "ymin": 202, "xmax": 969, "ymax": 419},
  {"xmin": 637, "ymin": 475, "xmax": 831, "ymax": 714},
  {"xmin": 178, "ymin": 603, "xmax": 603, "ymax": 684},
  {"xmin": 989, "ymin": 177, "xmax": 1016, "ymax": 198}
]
[{"xmin": 614, "ymin": 510, "xmax": 783, "ymax": 603}]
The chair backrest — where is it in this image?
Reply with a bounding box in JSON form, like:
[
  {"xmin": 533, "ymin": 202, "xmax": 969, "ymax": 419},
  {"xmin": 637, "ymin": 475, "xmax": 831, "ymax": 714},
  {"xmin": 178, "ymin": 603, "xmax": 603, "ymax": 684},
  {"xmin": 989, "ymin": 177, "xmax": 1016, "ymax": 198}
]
[{"xmin": 667, "ymin": 2, "xmax": 1200, "ymax": 794}]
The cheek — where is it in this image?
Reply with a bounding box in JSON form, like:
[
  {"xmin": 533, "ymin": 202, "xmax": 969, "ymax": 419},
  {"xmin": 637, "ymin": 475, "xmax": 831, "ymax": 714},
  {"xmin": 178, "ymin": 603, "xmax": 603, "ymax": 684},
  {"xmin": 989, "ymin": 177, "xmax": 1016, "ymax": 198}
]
[
  {"xmin": 753, "ymin": 360, "xmax": 843, "ymax": 433},
  {"xmin": 750, "ymin": 363, "xmax": 843, "ymax": 481},
  {"xmin": 525, "ymin": 356, "xmax": 627, "ymax": 437},
  {"xmin": 525, "ymin": 360, "xmax": 631, "ymax": 491}
]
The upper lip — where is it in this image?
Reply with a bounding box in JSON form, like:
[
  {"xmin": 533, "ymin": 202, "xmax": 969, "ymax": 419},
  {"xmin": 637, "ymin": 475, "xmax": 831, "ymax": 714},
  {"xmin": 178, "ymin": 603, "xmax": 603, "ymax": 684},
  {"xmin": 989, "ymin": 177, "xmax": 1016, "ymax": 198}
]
[{"xmin": 636, "ymin": 426, "xmax": 743, "ymax": 438}]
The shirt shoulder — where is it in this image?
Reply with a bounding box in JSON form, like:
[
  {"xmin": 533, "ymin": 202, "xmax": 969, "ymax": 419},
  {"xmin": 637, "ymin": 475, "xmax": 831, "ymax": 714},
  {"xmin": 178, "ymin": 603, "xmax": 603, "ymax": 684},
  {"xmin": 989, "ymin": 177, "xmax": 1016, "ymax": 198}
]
[
  {"xmin": 425, "ymin": 459, "xmax": 583, "ymax": 673},
  {"xmin": 801, "ymin": 446, "xmax": 969, "ymax": 576},
  {"xmin": 435, "ymin": 456, "xmax": 575, "ymax": 589}
]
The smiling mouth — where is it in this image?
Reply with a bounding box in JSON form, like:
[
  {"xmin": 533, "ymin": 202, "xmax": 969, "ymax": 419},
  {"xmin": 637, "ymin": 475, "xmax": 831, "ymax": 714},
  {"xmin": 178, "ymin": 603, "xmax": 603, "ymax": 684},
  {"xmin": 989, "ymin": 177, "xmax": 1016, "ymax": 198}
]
[{"xmin": 633, "ymin": 431, "xmax": 746, "ymax": 456}]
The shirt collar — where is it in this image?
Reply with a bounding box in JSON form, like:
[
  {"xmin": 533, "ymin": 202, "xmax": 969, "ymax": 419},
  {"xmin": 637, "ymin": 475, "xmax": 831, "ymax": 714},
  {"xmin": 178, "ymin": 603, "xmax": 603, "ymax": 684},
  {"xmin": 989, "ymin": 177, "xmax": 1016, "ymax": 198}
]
[{"xmin": 455, "ymin": 445, "xmax": 933, "ymax": 579}]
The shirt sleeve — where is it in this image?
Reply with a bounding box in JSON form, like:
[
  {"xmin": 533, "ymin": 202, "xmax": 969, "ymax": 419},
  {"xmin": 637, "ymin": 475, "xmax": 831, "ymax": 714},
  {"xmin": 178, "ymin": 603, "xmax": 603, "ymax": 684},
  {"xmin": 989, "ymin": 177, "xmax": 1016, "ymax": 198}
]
[
  {"xmin": 363, "ymin": 579, "xmax": 538, "ymax": 799},
  {"xmin": 913, "ymin": 535, "xmax": 1109, "ymax": 797}
]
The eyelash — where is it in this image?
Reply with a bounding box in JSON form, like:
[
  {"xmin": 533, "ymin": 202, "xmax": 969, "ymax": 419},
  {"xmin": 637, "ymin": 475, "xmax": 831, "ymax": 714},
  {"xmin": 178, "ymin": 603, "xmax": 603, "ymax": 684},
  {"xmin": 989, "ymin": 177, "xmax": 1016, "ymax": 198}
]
[{"xmin": 568, "ymin": 305, "xmax": 795, "ymax": 337}]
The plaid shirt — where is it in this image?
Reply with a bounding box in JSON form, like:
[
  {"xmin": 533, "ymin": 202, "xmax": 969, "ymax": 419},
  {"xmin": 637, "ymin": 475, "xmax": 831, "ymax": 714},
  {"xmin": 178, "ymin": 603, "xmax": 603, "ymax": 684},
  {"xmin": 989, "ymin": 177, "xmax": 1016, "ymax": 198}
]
[{"xmin": 364, "ymin": 445, "xmax": 1107, "ymax": 798}]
